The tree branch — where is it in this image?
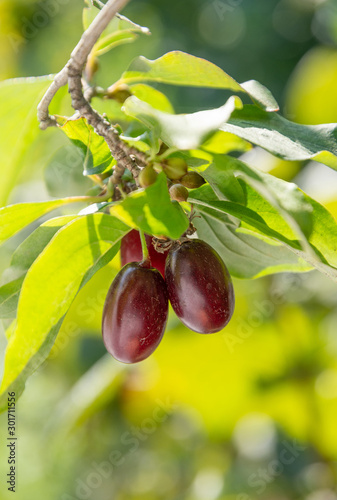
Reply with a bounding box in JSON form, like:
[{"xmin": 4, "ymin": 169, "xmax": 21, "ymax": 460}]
[
  {"xmin": 37, "ymin": 0, "xmax": 130, "ymax": 130},
  {"xmin": 37, "ymin": 0, "xmax": 147, "ymax": 184}
]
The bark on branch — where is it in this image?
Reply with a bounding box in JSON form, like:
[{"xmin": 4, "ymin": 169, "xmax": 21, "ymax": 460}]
[{"xmin": 37, "ymin": 0, "xmax": 147, "ymax": 183}]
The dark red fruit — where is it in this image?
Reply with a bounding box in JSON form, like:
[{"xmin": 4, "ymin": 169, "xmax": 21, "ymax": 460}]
[
  {"xmin": 102, "ymin": 262, "xmax": 168, "ymax": 363},
  {"xmin": 120, "ymin": 229, "xmax": 168, "ymax": 277},
  {"xmin": 165, "ymin": 239, "xmax": 235, "ymax": 333}
]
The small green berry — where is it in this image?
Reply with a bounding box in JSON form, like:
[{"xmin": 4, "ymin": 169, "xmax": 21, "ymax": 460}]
[
  {"xmin": 139, "ymin": 166, "xmax": 158, "ymax": 188},
  {"xmin": 169, "ymin": 184, "xmax": 189, "ymax": 202},
  {"xmin": 163, "ymin": 157, "xmax": 188, "ymax": 180},
  {"xmin": 180, "ymin": 171, "xmax": 206, "ymax": 189}
]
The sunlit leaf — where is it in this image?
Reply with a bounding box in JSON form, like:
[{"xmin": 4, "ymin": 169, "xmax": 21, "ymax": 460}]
[
  {"xmin": 189, "ymin": 166, "xmax": 337, "ymax": 282},
  {"xmin": 0, "ymin": 199, "xmax": 84, "ymax": 247},
  {"xmin": 202, "ymin": 130, "xmax": 252, "ymax": 155},
  {"xmin": 0, "ymin": 277, "xmax": 25, "ymax": 319},
  {"xmin": 123, "ymin": 95, "xmax": 243, "ymax": 150},
  {"xmin": 118, "ymin": 51, "xmax": 279, "ymax": 111},
  {"xmin": 130, "ymin": 84, "xmax": 174, "ymax": 113},
  {"xmin": 56, "ymin": 116, "xmax": 115, "ymax": 175},
  {"xmin": 0, "ymin": 76, "xmax": 53, "ymax": 206},
  {"xmin": 193, "ymin": 206, "xmax": 312, "ymax": 279},
  {"xmin": 110, "ymin": 172, "xmax": 189, "ymax": 239},
  {"xmin": 221, "ymin": 105, "xmax": 337, "ymax": 171},
  {"xmin": 0, "ymin": 214, "xmax": 130, "ymax": 411}
]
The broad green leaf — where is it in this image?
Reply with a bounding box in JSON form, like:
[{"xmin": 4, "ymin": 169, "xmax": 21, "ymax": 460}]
[
  {"xmin": 2, "ymin": 215, "xmax": 77, "ymax": 284},
  {"xmin": 0, "ymin": 277, "xmax": 25, "ymax": 319},
  {"xmin": 304, "ymin": 196, "xmax": 337, "ymax": 270},
  {"xmin": 45, "ymin": 146, "xmax": 92, "ymax": 197},
  {"xmin": 221, "ymin": 105, "xmax": 337, "ymax": 171},
  {"xmin": 0, "ymin": 199, "xmax": 86, "ymax": 247},
  {"xmin": 189, "ymin": 180, "xmax": 337, "ymax": 281},
  {"xmin": 200, "ymin": 156, "xmax": 337, "ymax": 270},
  {"xmin": 194, "ymin": 207, "xmax": 312, "ymax": 279},
  {"xmin": 130, "ymin": 84, "xmax": 174, "ymax": 113},
  {"xmin": 0, "ymin": 76, "xmax": 53, "ymax": 206},
  {"xmin": 0, "ymin": 216, "xmax": 77, "ymax": 319},
  {"xmin": 189, "ymin": 194, "xmax": 298, "ymax": 247},
  {"xmin": 111, "ymin": 172, "xmax": 189, "ymax": 239},
  {"xmin": 91, "ymin": 97, "xmax": 130, "ymax": 123},
  {"xmin": 57, "ymin": 117, "xmax": 115, "ymax": 175},
  {"xmin": 202, "ymin": 130, "xmax": 252, "ymax": 155},
  {"xmin": 0, "ymin": 214, "xmax": 130, "ymax": 411},
  {"xmin": 204, "ymin": 155, "xmax": 314, "ymax": 243},
  {"xmin": 118, "ymin": 51, "xmax": 279, "ymax": 111},
  {"xmin": 123, "ymin": 95, "xmax": 243, "ymax": 150}
]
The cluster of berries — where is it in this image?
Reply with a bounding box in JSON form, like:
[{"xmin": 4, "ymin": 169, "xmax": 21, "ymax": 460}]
[
  {"xmin": 102, "ymin": 230, "xmax": 235, "ymax": 364},
  {"xmin": 139, "ymin": 157, "xmax": 206, "ymax": 202}
]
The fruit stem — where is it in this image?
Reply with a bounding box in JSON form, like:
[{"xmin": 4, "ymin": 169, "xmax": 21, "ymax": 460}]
[{"xmin": 139, "ymin": 230, "xmax": 149, "ymax": 261}]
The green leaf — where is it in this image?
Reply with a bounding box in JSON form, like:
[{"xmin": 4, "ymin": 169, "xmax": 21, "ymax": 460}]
[
  {"xmin": 189, "ymin": 163, "xmax": 337, "ymax": 282},
  {"xmin": 204, "ymin": 155, "xmax": 314, "ymax": 243},
  {"xmin": 0, "ymin": 76, "xmax": 54, "ymax": 206},
  {"xmin": 45, "ymin": 146, "xmax": 92, "ymax": 197},
  {"xmin": 221, "ymin": 105, "xmax": 337, "ymax": 171},
  {"xmin": 193, "ymin": 206, "xmax": 312, "ymax": 279},
  {"xmin": 0, "ymin": 214, "xmax": 130, "ymax": 411},
  {"xmin": 119, "ymin": 51, "xmax": 279, "ymax": 111},
  {"xmin": 201, "ymin": 130, "xmax": 252, "ymax": 155},
  {"xmin": 130, "ymin": 84, "xmax": 174, "ymax": 113},
  {"xmin": 0, "ymin": 199, "xmax": 86, "ymax": 247},
  {"xmin": 190, "ymin": 194, "xmax": 297, "ymax": 247},
  {"xmin": 110, "ymin": 172, "xmax": 189, "ymax": 239},
  {"xmin": 0, "ymin": 277, "xmax": 25, "ymax": 319},
  {"xmin": 91, "ymin": 97, "xmax": 130, "ymax": 124},
  {"xmin": 57, "ymin": 117, "xmax": 115, "ymax": 175},
  {"xmin": 123, "ymin": 95, "xmax": 243, "ymax": 150},
  {"xmin": 0, "ymin": 216, "xmax": 77, "ymax": 320}
]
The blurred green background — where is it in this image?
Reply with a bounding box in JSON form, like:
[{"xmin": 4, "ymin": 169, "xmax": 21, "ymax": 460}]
[{"xmin": 1, "ymin": 0, "xmax": 337, "ymax": 499}]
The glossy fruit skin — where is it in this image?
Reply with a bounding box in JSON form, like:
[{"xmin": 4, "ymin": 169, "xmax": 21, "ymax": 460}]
[
  {"xmin": 102, "ymin": 262, "xmax": 168, "ymax": 363},
  {"xmin": 165, "ymin": 239, "xmax": 235, "ymax": 333},
  {"xmin": 120, "ymin": 229, "xmax": 168, "ymax": 277}
]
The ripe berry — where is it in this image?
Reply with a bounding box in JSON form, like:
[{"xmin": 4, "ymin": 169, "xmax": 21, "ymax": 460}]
[
  {"xmin": 120, "ymin": 229, "xmax": 168, "ymax": 277},
  {"xmin": 165, "ymin": 239, "xmax": 235, "ymax": 333},
  {"xmin": 102, "ymin": 262, "xmax": 168, "ymax": 363},
  {"xmin": 169, "ymin": 184, "xmax": 189, "ymax": 202},
  {"xmin": 180, "ymin": 171, "xmax": 205, "ymax": 189}
]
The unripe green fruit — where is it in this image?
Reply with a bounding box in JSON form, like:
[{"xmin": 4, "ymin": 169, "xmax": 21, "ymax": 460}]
[
  {"xmin": 139, "ymin": 166, "xmax": 158, "ymax": 188},
  {"xmin": 169, "ymin": 184, "xmax": 189, "ymax": 202},
  {"xmin": 180, "ymin": 171, "xmax": 205, "ymax": 189},
  {"xmin": 163, "ymin": 157, "xmax": 188, "ymax": 180}
]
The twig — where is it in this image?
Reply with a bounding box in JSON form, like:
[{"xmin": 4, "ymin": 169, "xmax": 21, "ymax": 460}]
[
  {"xmin": 38, "ymin": 0, "xmax": 147, "ymax": 184},
  {"xmin": 37, "ymin": 0, "xmax": 130, "ymax": 130}
]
